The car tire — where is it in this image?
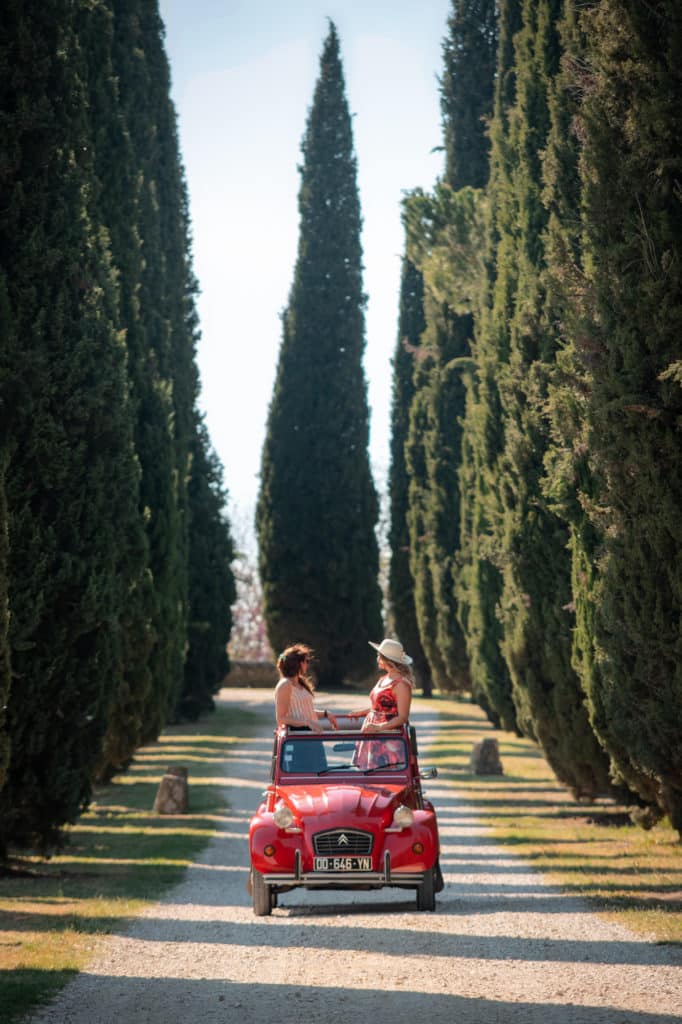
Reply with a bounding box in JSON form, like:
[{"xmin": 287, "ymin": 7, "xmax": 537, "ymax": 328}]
[
  {"xmin": 252, "ymin": 869, "xmax": 273, "ymax": 916},
  {"xmin": 434, "ymin": 858, "xmax": 444, "ymax": 893},
  {"xmin": 416, "ymin": 867, "xmax": 436, "ymax": 911}
]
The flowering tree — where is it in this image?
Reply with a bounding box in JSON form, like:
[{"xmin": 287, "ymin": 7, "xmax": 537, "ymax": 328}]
[{"xmin": 228, "ymin": 504, "xmax": 272, "ymax": 662}]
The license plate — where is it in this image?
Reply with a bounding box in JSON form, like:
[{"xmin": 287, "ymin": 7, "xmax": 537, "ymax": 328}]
[{"xmin": 313, "ymin": 856, "xmax": 372, "ymax": 872}]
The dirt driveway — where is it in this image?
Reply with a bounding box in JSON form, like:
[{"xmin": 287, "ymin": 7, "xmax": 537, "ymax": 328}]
[{"xmin": 29, "ymin": 688, "xmax": 681, "ymax": 1024}]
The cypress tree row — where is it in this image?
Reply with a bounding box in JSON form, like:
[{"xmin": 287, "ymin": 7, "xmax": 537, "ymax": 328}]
[
  {"xmin": 257, "ymin": 23, "xmax": 383, "ymax": 687},
  {"xmin": 0, "ymin": 0, "xmax": 235, "ymax": 843},
  {"xmin": 388, "ymin": 258, "xmax": 434, "ymax": 695},
  {"xmin": 485, "ymin": 0, "xmax": 615, "ymax": 797},
  {"xmin": 549, "ymin": 0, "xmax": 682, "ymax": 826},
  {"xmin": 179, "ymin": 419, "xmax": 236, "ymax": 720},
  {"xmin": 0, "ymin": 0, "xmax": 149, "ymax": 848}
]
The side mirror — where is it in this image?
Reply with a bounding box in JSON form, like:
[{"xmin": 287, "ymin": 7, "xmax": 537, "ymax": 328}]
[{"xmin": 419, "ymin": 766, "xmax": 438, "ymax": 780}]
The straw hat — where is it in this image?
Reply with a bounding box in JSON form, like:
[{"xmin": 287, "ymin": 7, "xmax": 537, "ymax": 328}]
[{"xmin": 369, "ymin": 638, "xmax": 413, "ymax": 665}]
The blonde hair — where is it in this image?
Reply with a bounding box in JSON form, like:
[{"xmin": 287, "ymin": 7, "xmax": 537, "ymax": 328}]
[{"xmin": 378, "ymin": 654, "xmax": 415, "ymax": 688}]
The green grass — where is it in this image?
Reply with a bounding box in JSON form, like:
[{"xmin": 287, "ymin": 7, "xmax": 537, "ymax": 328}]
[
  {"xmin": 0, "ymin": 704, "xmax": 262, "ymax": 1023},
  {"xmin": 422, "ymin": 693, "xmax": 682, "ymax": 944}
]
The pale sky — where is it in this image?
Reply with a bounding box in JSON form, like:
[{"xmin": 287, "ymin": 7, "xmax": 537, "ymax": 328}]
[{"xmin": 158, "ymin": 0, "xmax": 450, "ymax": 526}]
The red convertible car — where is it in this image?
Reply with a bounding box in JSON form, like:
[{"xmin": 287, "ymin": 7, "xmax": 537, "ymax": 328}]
[{"xmin": 248, "ymin": 719, "xmax": 443, "ymax": 915}]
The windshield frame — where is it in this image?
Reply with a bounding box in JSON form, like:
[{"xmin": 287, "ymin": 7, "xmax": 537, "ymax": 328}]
[{"xmin": 278, "ymin": 733, "xmax": 409, "ymax": 777}]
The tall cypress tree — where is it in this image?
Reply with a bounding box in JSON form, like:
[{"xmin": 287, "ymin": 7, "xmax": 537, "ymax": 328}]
[
  {"xmin": 108, "ymin": 0, "xmax": 192, "ymax": 735},
  {"xmin": 388, "ymin": 258, "xmax": 434, "ymax": 695},
  {"xmin": 179, "ymin": 418, "xmax": 236, "ymax": 720},
  {"xmin": 77, "ymin": 0, "xmax": 156, "ymax": 781},
  {"xmin": 550, "ymin": 0, "xmax": 682, "ymax": 827},
  {"xmin": 0, "ymin": 279, "xmax": 9, "ymax": 793},
  {"xmin": 257, "ymin": 23, "xmax": 383, "ymax": 687},
  {"xmin": 455, "ymin": 0, "xmax": 522, "ymax": 729},
  {"xmin": 0, "ymin": 0, "xmax": 148, "ymax": 847},
  {"xmin": 405, "ymin": 292, "xmax": 472, "ymax": 692},
  {"xmin": 403, "ymin": 0, "xmax": 496, "ymax": 693},
  {"xmin": 441, "ymin": 0, "xmax": 498, "ymax": 191},
  {"xmin": 0, "ymin": 468, "xmax": 7, "ymax": 797}
]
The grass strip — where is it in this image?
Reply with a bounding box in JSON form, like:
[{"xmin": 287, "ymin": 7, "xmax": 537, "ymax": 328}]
[
  {"xmin": 0, "ymin": 703, "xmax": 262, "ymax": 1023},
  {"xmin": 423, "ymin": 693, "xmax": 682, "ymax": 944}
]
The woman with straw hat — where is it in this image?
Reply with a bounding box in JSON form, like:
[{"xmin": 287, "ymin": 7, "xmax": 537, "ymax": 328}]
[{"xmin": 348, "ymin": 638, "xmax": 415, "ymax": 733}]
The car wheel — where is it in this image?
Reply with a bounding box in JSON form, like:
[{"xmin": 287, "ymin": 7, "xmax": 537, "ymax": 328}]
[
  {"xmin": 252, "ymin": 869, "xmax": 273, "ymax": 916},
  {"xmin": 434, "ymin": 858, "xmax": 444, "ymax": 893},
  {"xmin": 416, "ymin": 867, "xmax": 436, "ymax": 911}
]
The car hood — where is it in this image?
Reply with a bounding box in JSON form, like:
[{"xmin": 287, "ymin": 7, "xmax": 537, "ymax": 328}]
[{"xmin": 279, "ymin": 783, "xmax": 410, "ymax": 826}]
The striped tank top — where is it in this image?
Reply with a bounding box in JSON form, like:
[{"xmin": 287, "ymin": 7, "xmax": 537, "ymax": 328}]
[{"xmin": 277, "ymin": 678, "xmax": 315, "ymax": 724}]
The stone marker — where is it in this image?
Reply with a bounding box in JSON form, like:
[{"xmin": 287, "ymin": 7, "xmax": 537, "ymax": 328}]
[
  {"xmin": 153, "ymin": 765, "xmax": 189, "ymax": 814},
  {"xmin": 470, "ymin": 737, "xmax": 503, "ymax": 775}
]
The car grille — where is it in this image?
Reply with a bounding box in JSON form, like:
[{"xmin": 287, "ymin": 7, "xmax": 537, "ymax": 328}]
[{"xmin": 313, "ymin": 829, "xmax": 374, "ymax": 856}]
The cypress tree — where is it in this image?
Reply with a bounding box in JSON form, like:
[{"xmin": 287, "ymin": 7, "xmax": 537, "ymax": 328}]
[
  {"xmin": 402, "ymin": 0, "xmax": 497, "ymax": 694},
  {"xmin": 455, "ymin": 0, "xmax": 522, "ymax": 730},
  {"xmin": 404, "ymin": 350, "xmax": 451, "ymax": 692},
  {"xmin": 0, "ymin": 1, "xmax": 148, "ymax": 847},
  {"xmin": 108, "ymin": 0, "xmax": 193, "ymax": 735},
  {"xmin": 404, "ymin": 287, "xmax": 472, "ymax": 692},
  {"xmin": 401, "ymin": 184, "xmax": 486, "ymax": 696},
  {"xmin": 441, "ymin": 0, "xmax": 498, "ymax": 191},
  {"xmin": 388, "ymin": 258, "xmax": 434, "ymax": 695},
  {"xmin": 0, "ymin": 277, "xmax": 9, "ymax": 792},
  {"xmin": 0, "ymin": 458, "xmax": 7, "ymax": 795},
  {"xmin": 179, "ymin": 418, "xmax": 236, "ymax": 720},
  {"xmin": 257, "ymin": 23, "xmax": 383, "ymax": 688},
  {"xmin": 76, "ymin": 0, "xmax": 156, "ymax": 780},
  {"xmin": 552, "ymin": 0, "xmax": 682, "ymax": 826}
]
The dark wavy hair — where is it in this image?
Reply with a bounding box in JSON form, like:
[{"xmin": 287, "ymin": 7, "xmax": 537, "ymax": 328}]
[{"xmin": 277, "ymin": 643, "xmax": 314, "ymax": 694}]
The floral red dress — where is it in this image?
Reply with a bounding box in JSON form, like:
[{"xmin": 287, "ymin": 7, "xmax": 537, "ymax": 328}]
[
  {"xmin": 364, "ymin": 676, "xmax": 402, "ymax": 726},
  {"xmin": 354, "ymin": 676, "xmax": 409, "ymax": 769}
]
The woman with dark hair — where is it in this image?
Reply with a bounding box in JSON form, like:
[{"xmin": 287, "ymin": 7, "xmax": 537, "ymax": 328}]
[{"xmin": 274, "ymin": 643, "xmax": 337, "ymax": 731}]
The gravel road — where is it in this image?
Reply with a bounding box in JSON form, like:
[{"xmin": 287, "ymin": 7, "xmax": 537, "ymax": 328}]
[{"xmin": 29, "ymin": 688, "xmax": 681, "ymax": 1024}]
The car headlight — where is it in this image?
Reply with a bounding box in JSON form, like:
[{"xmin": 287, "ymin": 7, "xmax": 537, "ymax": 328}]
[
  {"xmin": 392, "ymin": 804, "xmax": 414, "ymax": 829},
  {"xmin": 273, "ymin": 803, "xmax": 294, "ymax": 829}
]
